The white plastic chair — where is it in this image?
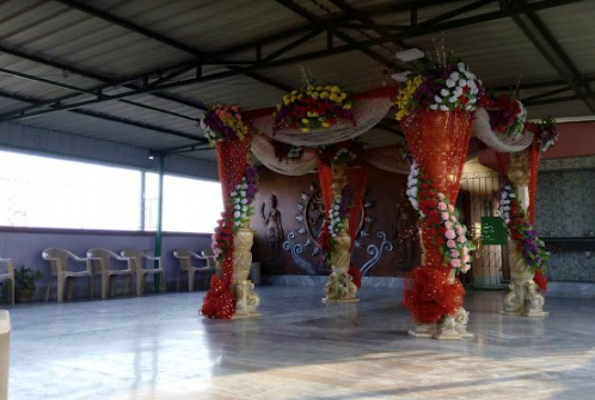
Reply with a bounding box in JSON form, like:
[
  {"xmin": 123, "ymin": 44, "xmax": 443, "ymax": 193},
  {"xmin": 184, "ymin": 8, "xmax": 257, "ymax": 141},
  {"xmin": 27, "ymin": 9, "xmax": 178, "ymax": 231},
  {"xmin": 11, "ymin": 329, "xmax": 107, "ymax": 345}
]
[
  {"xmin": 201, "ymin": 247, "xmax": 221, "ymax": 278},
  {"xmin": 120, "ymin": 249, "xmax": 166, "ymax": 296},
  {"xmin": 173, "ymin": 249, "xmax": 216, "ymax": 291},
  {"xmin": 87, "ymin": 249, "xmax": 133, "ymax": 299},
  {"xmin": 0, "ymin": 258, "xmax": 15, "ymax": 305},
  {"xmin": 41, "ymin": 248, "xmax": 93, "ymax": 302}
]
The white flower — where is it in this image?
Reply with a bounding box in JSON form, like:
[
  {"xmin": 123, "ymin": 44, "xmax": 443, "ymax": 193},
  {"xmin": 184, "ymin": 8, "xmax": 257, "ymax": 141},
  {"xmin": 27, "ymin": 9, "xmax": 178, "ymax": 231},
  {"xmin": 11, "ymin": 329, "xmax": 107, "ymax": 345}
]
[
  {"xmin": 434, "ymin": 95, "xmax": 442, "ymax": 103},
  {"xmin": 429, "ymin": 104, "xmax": 438, "ymax": 110},
  {"xmin": 449, "ymin": 96, "xmax": 458, "ymax": 103},
  {"xmin": 333, "ymin": 205, "xmax": 340, "ymax": 211},
  {"xmin": 450, "ymin": 72, "xmax": 460, "ymax": 80},
  {"xmin": 446, "ymin": 79, "xmax": 456, "ymax": 88},
  {"xmin": 467, "ymin": 79, "xmax": 476, "ymax": 89},
  {"xmin": 240, "ymin": 190, "xmax": 246, "ymax": 197},
  {"xmin": 241, "ymin": 184, "xmax": 248, "ymax": 189},
  {"xmin": 504, "ymin": 218, "xmax": 510, "ymax": 225},
  {"xmin": 439, "ymin": 105, "xmax": 449, "ymax": 111},
  {"xmin": 469, "ymin": 97, "xmax": 477, "ymax": 104},
  {"xmin": 233, "ymin": 211, "xmax": 241, "ymax": 218},
  {"xmin": 230, "ymin": 191, "xmax": 237, "ymax": 197},
  {"xmin": 242, "ymin": 206, "xmax": 248, "ymax": 212},
  {"xmin": 410, "ymin": 199, "xmax": 419, "ymax": 210},
  {"xmin": 453, "ymin": 87, "xmax": 463, "ymax": 97},
  {"xmin": 458, "ymin": 79, "xmax": 467, "ymax": 87},
  {"xmin": 501, "ymin": 192, "xmax": 508, "ymax": 199},
  {"xmin": 234, "ymin": 204, "xmax": 241, "ymax": 210},
  {"xmin": 241, "ymin": 198, "xmax": 248, "ymax": 204},
  {"xmin": 457, "ymin": 62, "xmax": 466, "ymax": 72},
  {"xmin": 440, "ymin": 89, "xmax": 450, "ymax": 97},
  {"xmin": 234, "ymin": 198, "xmax": 241, "ymax": 204}
]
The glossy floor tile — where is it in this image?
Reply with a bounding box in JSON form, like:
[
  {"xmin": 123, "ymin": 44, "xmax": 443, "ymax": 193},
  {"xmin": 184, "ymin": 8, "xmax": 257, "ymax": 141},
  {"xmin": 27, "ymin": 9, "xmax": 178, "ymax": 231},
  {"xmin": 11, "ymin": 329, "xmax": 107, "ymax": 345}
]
[{"xmin": 5, "ymin": 285, "xmax": 595, "ymax": 399}]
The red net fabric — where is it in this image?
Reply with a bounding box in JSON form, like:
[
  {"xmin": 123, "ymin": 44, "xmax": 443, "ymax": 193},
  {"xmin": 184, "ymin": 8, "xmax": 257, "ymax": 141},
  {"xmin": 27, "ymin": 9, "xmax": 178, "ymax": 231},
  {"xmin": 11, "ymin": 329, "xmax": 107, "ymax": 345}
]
[
  {"xmin": 400, "ymin": 110, "xmax": 473, "ymax": 323},
  {"xmin": 402, "ymin": 111, "xmax": 473, "ymax": 201},
  {"xmin": 495, "ymin": 152, "xmax": 511, "ymax": 177},
  {"xmin": 202, "ymin": 138, "xmax": 251, "ymax": 319}
]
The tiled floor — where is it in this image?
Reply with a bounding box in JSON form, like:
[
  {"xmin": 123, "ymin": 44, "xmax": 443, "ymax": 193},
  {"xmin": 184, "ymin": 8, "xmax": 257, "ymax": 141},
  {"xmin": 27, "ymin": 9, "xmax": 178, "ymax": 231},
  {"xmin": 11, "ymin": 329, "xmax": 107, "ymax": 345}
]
[{"xmin": 4, "ymin": 285, "xmax": 595, "ymax": 399}]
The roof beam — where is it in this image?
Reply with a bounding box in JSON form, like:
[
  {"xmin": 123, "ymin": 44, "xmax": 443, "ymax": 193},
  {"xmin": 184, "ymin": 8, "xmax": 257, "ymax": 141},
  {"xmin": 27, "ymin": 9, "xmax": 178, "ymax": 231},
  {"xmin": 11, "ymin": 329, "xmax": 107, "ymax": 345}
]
[
  {"xmin": 509, "ymin": 1, "xmax": 595, "ymax": 113},
  {"xmin": 52, "ymin": 0, "xmax": 290, "ymax": 92},
  {"xmin": 274, "ymin": 0, "xmax": 404, "ymax": 70},
  {"xmin": 0, "ymin": 89, "xmax": 206, "ymax": 143},
  {"xmin": 0, "ymin": 0, "xmax": 583, "ymax": 121}
]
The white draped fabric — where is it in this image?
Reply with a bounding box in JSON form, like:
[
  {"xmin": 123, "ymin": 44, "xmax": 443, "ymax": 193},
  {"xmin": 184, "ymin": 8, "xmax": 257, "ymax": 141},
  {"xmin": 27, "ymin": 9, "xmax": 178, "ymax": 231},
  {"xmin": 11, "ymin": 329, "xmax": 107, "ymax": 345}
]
[
  {"xmin": 251, "ymin": 134, "xmax": 318, "ymax": 176},
  {"xmin": 473, "ymin": 108, "xmax": 533, "ymax": 152},
  {"xmin": 252, "ymin": 97, "xmax": 393, "ymax": 146},
  {"xmin": 365, "ymin": 146, "xmax": 409, "ymax": 174}
]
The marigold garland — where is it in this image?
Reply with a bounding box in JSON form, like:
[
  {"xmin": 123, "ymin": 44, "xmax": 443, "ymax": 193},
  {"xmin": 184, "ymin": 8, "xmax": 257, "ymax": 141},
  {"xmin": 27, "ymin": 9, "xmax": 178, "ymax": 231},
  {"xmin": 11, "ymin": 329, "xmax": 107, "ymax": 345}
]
[
  {"xmin": 274, "ymin": 84, "xmax": 354, "ymax": 133},
  {"xmin": 201, "ymin": 103, "xmax": 249, "ymax": 146}
]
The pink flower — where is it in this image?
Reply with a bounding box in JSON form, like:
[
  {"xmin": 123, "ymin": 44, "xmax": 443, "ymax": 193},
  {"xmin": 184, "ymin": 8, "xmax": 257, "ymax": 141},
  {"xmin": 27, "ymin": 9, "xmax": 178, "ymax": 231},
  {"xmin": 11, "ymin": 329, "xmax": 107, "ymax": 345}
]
[
  {"xmin": 447, "ymin": 239, "xmax": 456, "ymax": 248},
  {"xmin": 456, "ymin": 226, "xmax": 464, "ymax": 235},
  {"xmin": 450, "ymin": 215, "xmax": 456, "ymax": 221},
  {"xmin": 437, "ymin": 202, "xmax": 447, "ymax": 211},
  {"xmin": 461, "ymin": 263, "xmax": 471, "ymax": 272},
  {"xmin": 448, "ymin": 204, "xmax": 455, "ymax": 212},
  {"xmin": 444, "ymin": 221, "xmax": 453, "ymax": 230},
  {"xmin": 450, "ymin": 250, "xmax": 460, "ymax": 258},
  {"xmin": 437, "ymin": 193, "xmax": 445, "ymax": 200},
  {"xmin": 231, "ymin": 105, "xmax": 239, "ymax": 112},
  {"xmin": 235, "ymin": 113, "xmax": 242, "ymax": 121},
  {"xmin": 441, "ymin": 212, "xmax": 449, "ymax": 221},
  {"xmin": 451, "ymin": 259, "xmax": 461, "ymax": 268},
  {"xmin": 462, "ymin": 254, "xmax": 470, "ymax": 263},
  {"xmin": 457, "ymin": 235, "xmax": 466, "ymax": 243},
  {"xmin": 463, "ymin": 246, "xmax": 469, "ymax": 255},
  {"xmin": 445, "ymin": 229, "xmax": 456, "ymax": 239}
]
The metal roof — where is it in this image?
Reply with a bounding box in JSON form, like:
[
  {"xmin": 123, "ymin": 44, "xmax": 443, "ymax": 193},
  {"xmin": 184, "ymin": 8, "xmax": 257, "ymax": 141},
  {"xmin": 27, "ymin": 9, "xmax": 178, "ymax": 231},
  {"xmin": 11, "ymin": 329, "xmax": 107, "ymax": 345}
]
[{"xmin": 0, "ymin": 0, "xmax": 593, "ymax": 165}]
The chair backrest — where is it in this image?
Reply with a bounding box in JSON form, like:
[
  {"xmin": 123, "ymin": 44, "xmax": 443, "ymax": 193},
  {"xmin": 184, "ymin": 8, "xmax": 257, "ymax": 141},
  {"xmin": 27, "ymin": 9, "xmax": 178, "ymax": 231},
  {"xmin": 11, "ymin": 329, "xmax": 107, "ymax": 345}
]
[
  {"xmin": 87, "ymin": 248, "xmax": 123, "ymax": 274},
  {"xmin": 173, "ymin": 249, "xmax": 198, "ymax": 271},
  {"xmin": 200, "ymin": 247, "xmax": 217, "ymax": 269},
  {"xmin": 0, "ymin": 258, "xmax": 14, "ymax": 279},
  {"xmin": 42, "ymin": 248, "xmax": 77, "ymax": 275},
  {"xmin": 121, "ymin": 249, "xmax": 148, "ymax": 271}
]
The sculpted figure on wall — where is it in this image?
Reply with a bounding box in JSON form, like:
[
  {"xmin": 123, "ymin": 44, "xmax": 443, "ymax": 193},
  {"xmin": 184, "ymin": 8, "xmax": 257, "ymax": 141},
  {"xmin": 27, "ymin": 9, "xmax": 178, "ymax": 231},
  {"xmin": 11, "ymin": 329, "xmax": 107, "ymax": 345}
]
[{"xmin": 261, "ymin": 194, "xmax": 284, "ymax": 259}]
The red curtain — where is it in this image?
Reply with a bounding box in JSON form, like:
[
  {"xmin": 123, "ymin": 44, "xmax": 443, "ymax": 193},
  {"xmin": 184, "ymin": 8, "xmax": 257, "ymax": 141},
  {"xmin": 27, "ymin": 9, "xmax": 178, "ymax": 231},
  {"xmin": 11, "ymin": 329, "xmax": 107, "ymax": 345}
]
[
  {"xmin": 528, "ymin": 139, "xmax": 539, "ymax": 224},
  {"xmin": 495, "ymin": 152, "xmax": 511, "ymax": 178},
  {"xmin": 347, "ymin": 161, "xmax": 369, "ymax": 248},
  {"xmin": 400, "ymin": 110, "xmax": 472, "ymax": 324}
]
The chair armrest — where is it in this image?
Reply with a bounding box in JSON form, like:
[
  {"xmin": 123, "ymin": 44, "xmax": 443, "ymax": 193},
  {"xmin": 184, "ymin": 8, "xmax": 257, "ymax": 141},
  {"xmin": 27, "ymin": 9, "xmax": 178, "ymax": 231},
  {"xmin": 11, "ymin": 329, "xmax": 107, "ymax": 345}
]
[{"xmin": 144, "ymin": 255, "xmax": 162, "ymax": 261}]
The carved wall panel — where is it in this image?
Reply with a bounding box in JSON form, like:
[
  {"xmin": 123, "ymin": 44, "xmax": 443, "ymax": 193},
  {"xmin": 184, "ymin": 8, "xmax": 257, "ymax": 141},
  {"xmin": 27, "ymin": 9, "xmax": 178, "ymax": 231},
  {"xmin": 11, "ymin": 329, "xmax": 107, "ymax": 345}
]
[{"xmin": 252, "ymin": 167, "xmax": 421, "ymax": 277}]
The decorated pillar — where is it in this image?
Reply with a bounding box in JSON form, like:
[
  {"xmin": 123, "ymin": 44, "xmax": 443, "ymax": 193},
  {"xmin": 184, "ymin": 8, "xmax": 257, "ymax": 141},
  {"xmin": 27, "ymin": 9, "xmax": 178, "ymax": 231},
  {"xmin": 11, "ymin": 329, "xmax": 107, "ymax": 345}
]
[
  {"xmin": 323, "ymin": 161, "xmax": 359, "ymax": 303},
  {"xmin": 200, "ymin": 103, "xmax": 260, "ymax": 319},
  {"xmin": 500, "ymin": 150, "xmax": 548, "ymax": 318},
  {"xmin": 396, "ymin": 58, "xmax": 483, "ymax": 340}
]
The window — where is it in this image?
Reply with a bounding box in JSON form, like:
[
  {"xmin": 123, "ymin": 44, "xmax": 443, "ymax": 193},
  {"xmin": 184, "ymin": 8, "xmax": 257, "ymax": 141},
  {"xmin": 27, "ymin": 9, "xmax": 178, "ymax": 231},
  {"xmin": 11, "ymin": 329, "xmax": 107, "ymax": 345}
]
[
  {"xmin": 0, "ymin": 149, "xmax": 223, "ymax": 233},
  {"xmin": 0, "ymin": 150, "xmax": 141, "ymax": 230},
  {"xmin": 145, "ymin": 173, "xmax": 223, "ymax": 233}
]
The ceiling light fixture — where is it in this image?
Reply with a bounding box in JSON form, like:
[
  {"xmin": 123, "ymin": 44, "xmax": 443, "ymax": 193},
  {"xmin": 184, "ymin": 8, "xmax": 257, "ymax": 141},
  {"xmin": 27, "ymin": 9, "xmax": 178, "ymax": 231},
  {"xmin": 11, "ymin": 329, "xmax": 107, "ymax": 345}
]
[{"xmin": 395, "ymin": 48, "xmax": 424, "ymax": 62}]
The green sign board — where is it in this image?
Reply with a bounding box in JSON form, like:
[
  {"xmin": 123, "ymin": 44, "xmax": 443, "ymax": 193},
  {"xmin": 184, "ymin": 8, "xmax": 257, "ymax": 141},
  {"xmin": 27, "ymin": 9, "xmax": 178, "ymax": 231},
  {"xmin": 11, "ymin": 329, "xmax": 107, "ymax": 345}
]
[{"xmin": 481, "ymin": 216, "xmax": 508, "ymax": 245}]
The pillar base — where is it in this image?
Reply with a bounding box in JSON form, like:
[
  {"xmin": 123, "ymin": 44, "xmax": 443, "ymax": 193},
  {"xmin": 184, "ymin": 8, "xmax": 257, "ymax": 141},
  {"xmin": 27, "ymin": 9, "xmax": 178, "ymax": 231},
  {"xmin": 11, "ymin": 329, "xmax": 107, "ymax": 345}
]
[{"xmin": 232, "ymin": 280, "xmax": 260, "ymax": 319}]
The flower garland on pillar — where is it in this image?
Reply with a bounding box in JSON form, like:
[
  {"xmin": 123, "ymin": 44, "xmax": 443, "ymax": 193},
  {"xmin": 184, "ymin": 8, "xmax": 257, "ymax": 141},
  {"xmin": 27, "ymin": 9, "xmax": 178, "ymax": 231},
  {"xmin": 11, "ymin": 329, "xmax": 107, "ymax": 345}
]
[
  {"xmin": 396, "ymin": 57, "xmax": 483, "ymax": 325},
  {"xmin": 199, "ymin": 103, "xmax": 257, "ymax": 319},
  {"xmin": 498, "ymin": 180, "xmax": 549, "ymax": 291},
  {"xmin": 318, "ymin": 142, "xmax": 366, "ymax": 288}
]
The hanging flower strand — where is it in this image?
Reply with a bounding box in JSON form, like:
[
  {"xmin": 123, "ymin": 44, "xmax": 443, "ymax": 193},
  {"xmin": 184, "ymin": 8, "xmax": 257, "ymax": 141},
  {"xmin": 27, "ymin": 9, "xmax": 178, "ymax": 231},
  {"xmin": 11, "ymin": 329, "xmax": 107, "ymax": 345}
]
[{"xmin": 201, "ymin": 103, "xmax": 249, "ymax": 146}]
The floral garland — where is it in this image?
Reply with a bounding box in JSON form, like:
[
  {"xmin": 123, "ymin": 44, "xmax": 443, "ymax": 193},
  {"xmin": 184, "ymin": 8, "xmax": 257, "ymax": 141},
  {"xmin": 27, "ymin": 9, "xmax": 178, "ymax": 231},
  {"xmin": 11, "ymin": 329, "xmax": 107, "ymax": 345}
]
[
  {"xmin": 271, "ymin": 140, "xmax": 304, "ymax": 162},
  {"xmin": 201, "ymin": 103, "xmax": 249, "ymax": 146},
  {"xmin": 395, "ymin": 60, "xmax": 484, "ymax": 121},
  {"xmin": 533, "ymin": 116, "xmax": 560, "ymax": 153},
  {"xmin": 274, "ymin": 84, "xmax": 354, "ymax": 133},
  {"xmin": 328, "ymin": 186, "xmax": 353, "ymax": 238},
  {"xmin": 211, "ymin": 163, "xmax": 259, "ymax": 262},
  {"xmin": 498, "ymin": 180, "xmax": 548, "ymax": 273},
  {"xmin": 407, "ymin": 162, "xmax": 474, "ymax": 273},
  {"xmin": 483, "ymin": 94, "xmax": 527, "ymax": 138},
  {"xmin": 318, "ymin": 140, "xmax": 363, "ymax": 167}
]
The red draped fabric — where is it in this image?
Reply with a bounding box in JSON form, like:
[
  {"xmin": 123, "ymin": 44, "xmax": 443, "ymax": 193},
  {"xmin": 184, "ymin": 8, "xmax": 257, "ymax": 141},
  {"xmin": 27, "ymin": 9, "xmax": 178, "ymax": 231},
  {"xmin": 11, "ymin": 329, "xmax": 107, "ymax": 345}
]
[
  {"xmin": 528, "ymin": 138, "xmax": 539, "ymax": 224},
  {"xmin": 347, "ymin": 161, "xmax": 369, "ymax": 249},
  {"xmin": 317, "ymin": 160, "xmax": 333, "ymax": 258},
  {"xmin": 400, "ymin": 110, "xmax": 472, "ymax": 324},
  {"xmin": 202, "ymin": 137, "xmax": 251, "ymax": 319},
  {"xmin": 495, "ymin": 152, "xmax": 511, "ymax": 178}
]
